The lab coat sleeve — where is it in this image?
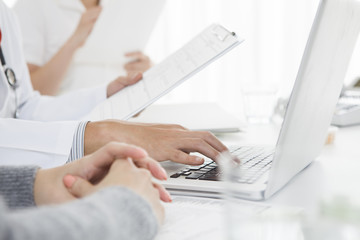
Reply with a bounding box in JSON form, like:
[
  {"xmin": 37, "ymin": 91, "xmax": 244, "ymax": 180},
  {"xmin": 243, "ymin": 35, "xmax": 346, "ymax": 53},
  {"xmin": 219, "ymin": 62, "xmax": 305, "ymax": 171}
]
[
  {"xmin": 17, "ymin": 84, "xmax": 107, "ymax": 121},
  {"xmin": 0, "ymin": 119, "xmax": 79, "ymax": 168},
  {"xmin": 13, "ymin": 42, "xmax": 107, "ymax": 121}
]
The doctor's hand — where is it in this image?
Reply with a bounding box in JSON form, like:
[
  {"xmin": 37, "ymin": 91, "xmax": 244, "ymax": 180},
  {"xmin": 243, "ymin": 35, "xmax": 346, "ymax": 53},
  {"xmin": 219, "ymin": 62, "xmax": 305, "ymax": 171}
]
[
  {"xmin": 68, "ymin": 6, "xmax": 102, "ymax": 49},
  {"xmin": 33, "ymin": 142, "xmax": 171, "ymax": 206},
  {"xmin": 124, "ymin": 51, "xmax": 153, "ymax": 74},
  {"xmin": 84, "ymin": 120, "xmax": 229, "ymax": 165},
  {"xmin": 106, "ymin": 72, "xmax": 143, "ymax": 98}
]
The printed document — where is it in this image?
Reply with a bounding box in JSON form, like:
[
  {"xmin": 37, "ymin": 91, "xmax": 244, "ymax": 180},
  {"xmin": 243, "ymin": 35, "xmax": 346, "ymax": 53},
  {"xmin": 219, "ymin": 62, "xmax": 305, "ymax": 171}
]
[{"xmin": 87, "ymin": 24, "xmax": 243, "ymax": 121}]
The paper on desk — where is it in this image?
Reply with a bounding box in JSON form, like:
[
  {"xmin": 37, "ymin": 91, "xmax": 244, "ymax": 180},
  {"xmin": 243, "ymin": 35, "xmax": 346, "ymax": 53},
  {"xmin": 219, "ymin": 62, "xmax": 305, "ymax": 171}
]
[
  {"xmin": 156, "ymin": 196, "xmax": 268, "ymax": 240},
  {"xmin": 129, "ymin": 102, "xmax": 246, "ymax": 133},
  {"xmin": 86, "ymin": 24, "xmax": 243, "ymax": 121},
  {"xmin": 157, "ymin": 195, "xmax": 305, "ymax": 240}
]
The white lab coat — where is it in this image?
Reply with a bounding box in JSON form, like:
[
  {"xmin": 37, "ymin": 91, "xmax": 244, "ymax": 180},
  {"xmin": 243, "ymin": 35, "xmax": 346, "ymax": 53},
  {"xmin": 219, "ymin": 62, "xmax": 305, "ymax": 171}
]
[{"xmin": 0, "ymin": 2, "xmax": 106, "ymax": 168}]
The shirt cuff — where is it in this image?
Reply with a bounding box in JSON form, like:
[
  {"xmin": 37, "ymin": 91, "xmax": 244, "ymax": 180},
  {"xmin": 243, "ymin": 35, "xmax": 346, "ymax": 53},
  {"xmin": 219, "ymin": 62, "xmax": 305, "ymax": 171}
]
[{"xmin": 67, "ymin": 121, "xmax": 89, "ymax": 163}]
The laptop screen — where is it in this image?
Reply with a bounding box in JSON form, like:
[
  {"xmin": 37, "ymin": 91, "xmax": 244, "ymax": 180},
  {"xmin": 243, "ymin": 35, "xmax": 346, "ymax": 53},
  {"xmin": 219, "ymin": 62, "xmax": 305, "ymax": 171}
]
[{"xmin": 265, "ymin": 0, "xmax": 360, "ymax": 198}]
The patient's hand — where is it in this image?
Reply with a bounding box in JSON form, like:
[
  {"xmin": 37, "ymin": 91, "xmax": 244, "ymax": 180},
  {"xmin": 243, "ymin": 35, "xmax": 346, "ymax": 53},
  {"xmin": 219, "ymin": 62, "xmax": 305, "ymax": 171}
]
[
  {"xmin": 33, "ymin": 142, "xmax": 170, "ymax": 207},
  {"xmin": 64, "ymin": 158, "xmax": 167, "ymax": 225}
]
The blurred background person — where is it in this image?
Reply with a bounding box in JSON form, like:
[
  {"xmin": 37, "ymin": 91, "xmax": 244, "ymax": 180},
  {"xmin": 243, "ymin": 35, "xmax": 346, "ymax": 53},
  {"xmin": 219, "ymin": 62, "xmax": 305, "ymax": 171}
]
[{"xmin": 13, "ymin": 0, "xmax": 163, "ymax": 95}]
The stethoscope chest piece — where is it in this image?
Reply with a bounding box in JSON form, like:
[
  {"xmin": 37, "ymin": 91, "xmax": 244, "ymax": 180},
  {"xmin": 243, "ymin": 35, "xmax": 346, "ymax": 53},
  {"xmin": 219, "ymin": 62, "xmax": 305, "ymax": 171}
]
[{"xmin": 5, "ymin": 68, "xmax": 17, "ymax": 88}]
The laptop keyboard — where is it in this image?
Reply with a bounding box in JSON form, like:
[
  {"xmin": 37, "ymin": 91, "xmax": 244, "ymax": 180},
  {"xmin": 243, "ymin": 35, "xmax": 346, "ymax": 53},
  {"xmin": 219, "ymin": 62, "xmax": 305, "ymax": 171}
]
[{"xmin": 170, "ymin": 146, "xmax": 274, "ymax": 184}]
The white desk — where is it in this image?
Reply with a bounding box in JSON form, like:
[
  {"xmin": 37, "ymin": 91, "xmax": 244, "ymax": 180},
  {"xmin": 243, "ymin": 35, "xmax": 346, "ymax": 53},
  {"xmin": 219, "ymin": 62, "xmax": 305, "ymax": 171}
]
[{"xmin": 157, "ymin": 124, "xmax": 360, "ymax": 239}]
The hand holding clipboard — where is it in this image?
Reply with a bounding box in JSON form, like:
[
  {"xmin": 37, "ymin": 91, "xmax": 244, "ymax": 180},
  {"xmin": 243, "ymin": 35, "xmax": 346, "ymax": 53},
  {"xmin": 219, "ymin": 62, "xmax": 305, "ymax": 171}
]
[{"xmin": 87, "ymin": 24, "xmax": 244, "ymax": 121}]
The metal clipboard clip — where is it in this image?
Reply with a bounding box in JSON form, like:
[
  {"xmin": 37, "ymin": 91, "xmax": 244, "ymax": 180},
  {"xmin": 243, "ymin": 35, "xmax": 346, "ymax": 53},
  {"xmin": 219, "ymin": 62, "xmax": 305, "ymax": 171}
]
[{"xmin": 211, "ymin": 24, "xmax": 236, "ymax": 42}]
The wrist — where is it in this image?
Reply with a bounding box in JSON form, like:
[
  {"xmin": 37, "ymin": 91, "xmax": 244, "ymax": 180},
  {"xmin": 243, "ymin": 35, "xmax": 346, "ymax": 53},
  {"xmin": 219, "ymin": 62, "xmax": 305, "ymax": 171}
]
[
  {"xmin": 107, "ymin": 73, "xmax": 142, "ymax": 98},
  {"xmin": 33, "ymin": 169, "xmax": 50, "ymax": 206},
  {"xmin": 107, "ymin": 80, "xmax": 125, "ymax": 98},
  {"xmin": 34, "ymin": 166, "xmax": 75, "ymax": 206},
  {"xmin": 65, "ymin": 35, "xmax": 82, "ymax": 52},
  {"xmin": 34, "ymin": 168, "xmax": 63, "ymax": 206},
  {"xmin": 84, "ymin": 121, "xmax": 113, "ymax": 155}
]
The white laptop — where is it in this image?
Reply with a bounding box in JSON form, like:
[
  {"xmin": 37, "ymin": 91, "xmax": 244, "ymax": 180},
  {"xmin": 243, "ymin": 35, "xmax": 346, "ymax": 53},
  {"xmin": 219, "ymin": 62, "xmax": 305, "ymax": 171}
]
[{"xmin": 162, "ymin": 0, "xmax": 360, "ymax": 200}]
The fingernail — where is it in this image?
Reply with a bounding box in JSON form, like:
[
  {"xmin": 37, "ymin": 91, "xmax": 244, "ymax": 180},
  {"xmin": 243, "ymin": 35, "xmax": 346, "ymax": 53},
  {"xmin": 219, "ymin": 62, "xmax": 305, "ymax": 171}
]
[
  {"xmin": 131, "ymin": 72, "xmax": 138, "ymax": 79},
  {"xmin": 132, "ymin": 72, "xmax": 142, "ymax": 80},
  {"xmin": 137, "ymin": 147, "xmax": 148, "ymax": 157},
  {"xmin": 63, "ymin": 175, "xmax": 76, "ymax": 188},
  {"xmin": 160, "ymin": 167, "xmax": 168, "ymax": 180},
  {"xmin": 195, "ymin": 157, "xmax": 204, "ymax": 164},
  {"xmin": 165, "ymin": 191, "xmax": 172, "ymax": 202}
]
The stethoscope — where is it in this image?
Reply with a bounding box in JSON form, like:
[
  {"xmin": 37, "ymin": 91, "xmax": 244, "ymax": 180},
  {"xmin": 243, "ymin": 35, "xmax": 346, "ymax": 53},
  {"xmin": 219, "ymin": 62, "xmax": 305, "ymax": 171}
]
[{"xmin": 0, "ymin": 28, "xmax": 19, "ymax": 118}]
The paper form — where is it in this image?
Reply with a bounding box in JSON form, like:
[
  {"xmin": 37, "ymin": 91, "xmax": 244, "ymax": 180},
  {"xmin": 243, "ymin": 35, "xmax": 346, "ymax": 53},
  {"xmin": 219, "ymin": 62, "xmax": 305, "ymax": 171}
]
[
  {"xmin": 156, "ymin": 196, "xmax": 303, "ymax": 240},
  {"xmin": 86, "ymin": 24, "xmax": 243, "ymax": 121},
  {"xmin": 156, "ymin": 196, "xmax": 269, "ymax": 240}
]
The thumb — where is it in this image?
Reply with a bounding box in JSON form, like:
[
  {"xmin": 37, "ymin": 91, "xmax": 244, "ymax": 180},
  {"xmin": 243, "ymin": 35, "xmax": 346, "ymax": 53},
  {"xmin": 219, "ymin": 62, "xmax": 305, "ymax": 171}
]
[
  {"xmin": 63, "ymin": 174, "xmax": 94, "ymax": 198},
  {"xmin": 106, "ymin": 73, "xmax": 142, "ymax": 97},
  {"xmin": 124, "ymin": 72, "xmax": 142, "ymax": 85}
]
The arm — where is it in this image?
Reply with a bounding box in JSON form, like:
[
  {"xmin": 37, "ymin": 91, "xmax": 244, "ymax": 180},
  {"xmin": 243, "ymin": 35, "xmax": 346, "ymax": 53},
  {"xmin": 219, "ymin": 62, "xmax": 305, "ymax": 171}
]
[
  {"xmin": 0, "ymin": 119, "xmax": 79, "ymax": 168},
  {"xmin": 16, "ymin": 4, "xmax": 140, "ymax": 97},
  {"xmin": 0, "ymin": 143, "xmax": 169, "ymax": 240},
  {"xmin": 9, "ymin": 3, "xmax": 106, "ymax": 121},
  {"xmin": 27, "ymin": 41, "xmax": 78, "ymax": 95},
  {"xmin": 83, "ymin": 120, "xmax": 229, "ymax": 165},
  {"xmin": 27, "ymin": 7, "xmax": 102, "ymax": 95},
  {"xmin": 0, "ymin": 187, "xmax": 158, "ymax": 240},
  {"xmin": 17, "ymin": 71, "xmax": 142, "ymax": 121},
  {"xmin": 8, "ymin": 2, "xmax": 141, "ymax": 121}
]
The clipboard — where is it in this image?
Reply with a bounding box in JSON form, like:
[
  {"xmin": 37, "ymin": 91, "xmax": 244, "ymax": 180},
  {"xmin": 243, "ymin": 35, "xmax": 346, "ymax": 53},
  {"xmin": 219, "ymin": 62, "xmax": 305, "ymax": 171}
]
[{"xmin": 87, "ymin": 24, "xmax": 244, "ymax": 121}]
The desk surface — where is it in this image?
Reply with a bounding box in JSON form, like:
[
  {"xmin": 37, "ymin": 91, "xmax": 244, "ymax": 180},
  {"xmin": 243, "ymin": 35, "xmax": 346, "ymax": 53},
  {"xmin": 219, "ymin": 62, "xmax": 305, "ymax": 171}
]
[{"xmin": 157, "ymin": 123, "xmax": 360, "ymax": 239}]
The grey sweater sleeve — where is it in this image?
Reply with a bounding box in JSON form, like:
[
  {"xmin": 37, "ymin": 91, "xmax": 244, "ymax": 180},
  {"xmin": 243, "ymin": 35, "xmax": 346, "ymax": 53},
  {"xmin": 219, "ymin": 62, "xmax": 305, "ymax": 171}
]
[
  {"xmin": 0, "ymin": 166, "xmax": 158, "ymax": 239},
  {"xmin": 0, "ymin": 166, "xmax": 39, "ymax": 209},
  {"xmin": 0, "ymin": 187, "xmax": 159, "ymax": 240}
]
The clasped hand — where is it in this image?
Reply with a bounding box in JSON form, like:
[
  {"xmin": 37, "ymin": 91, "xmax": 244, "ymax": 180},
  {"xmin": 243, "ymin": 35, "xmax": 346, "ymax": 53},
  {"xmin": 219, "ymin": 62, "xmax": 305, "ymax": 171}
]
[{"xmin": 34, "ymin": 142, "xmax": 170, "ymax": 224}]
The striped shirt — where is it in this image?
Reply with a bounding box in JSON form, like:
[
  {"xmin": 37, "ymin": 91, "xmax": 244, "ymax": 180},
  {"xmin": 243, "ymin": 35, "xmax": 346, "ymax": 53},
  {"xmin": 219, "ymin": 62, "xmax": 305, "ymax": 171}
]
[{"xmin": 67, "ymin": 121, "xmax": 89, "ymax": 163}]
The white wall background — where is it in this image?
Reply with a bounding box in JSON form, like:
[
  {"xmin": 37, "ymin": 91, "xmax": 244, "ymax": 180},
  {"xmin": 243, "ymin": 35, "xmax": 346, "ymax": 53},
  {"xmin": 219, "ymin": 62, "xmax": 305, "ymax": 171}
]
[
  {"xmin": 5, "ymin": 0, "xmax": 360, "ymax": 119},
  {"xmin": 145, "ymin": 0, "xmax": 321, "ymax": 118},
  {"xmin": 3, "ymin": 0, "xmax": 14, "ymax": 6}
]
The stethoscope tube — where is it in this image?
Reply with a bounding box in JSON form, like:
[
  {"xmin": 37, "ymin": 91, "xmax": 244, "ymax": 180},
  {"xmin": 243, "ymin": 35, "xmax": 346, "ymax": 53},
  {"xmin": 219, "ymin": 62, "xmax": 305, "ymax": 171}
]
[
  {"xmin": 0, "ymin": 46, "xmax": 17, "ymax": 89},
  {"xmin": 0, "ymin": 47, "xmax": 6, "ymax": 66},
  {"xmin": 0, "ymin": 29, "xmax": 19, "ymax": 118}
]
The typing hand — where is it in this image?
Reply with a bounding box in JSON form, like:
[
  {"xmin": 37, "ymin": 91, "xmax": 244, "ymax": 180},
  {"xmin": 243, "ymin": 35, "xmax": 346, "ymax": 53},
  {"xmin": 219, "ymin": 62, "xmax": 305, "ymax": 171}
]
[{"xmin": 84, "ymin": 121, "xmax": 229, "ymax": 165}]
